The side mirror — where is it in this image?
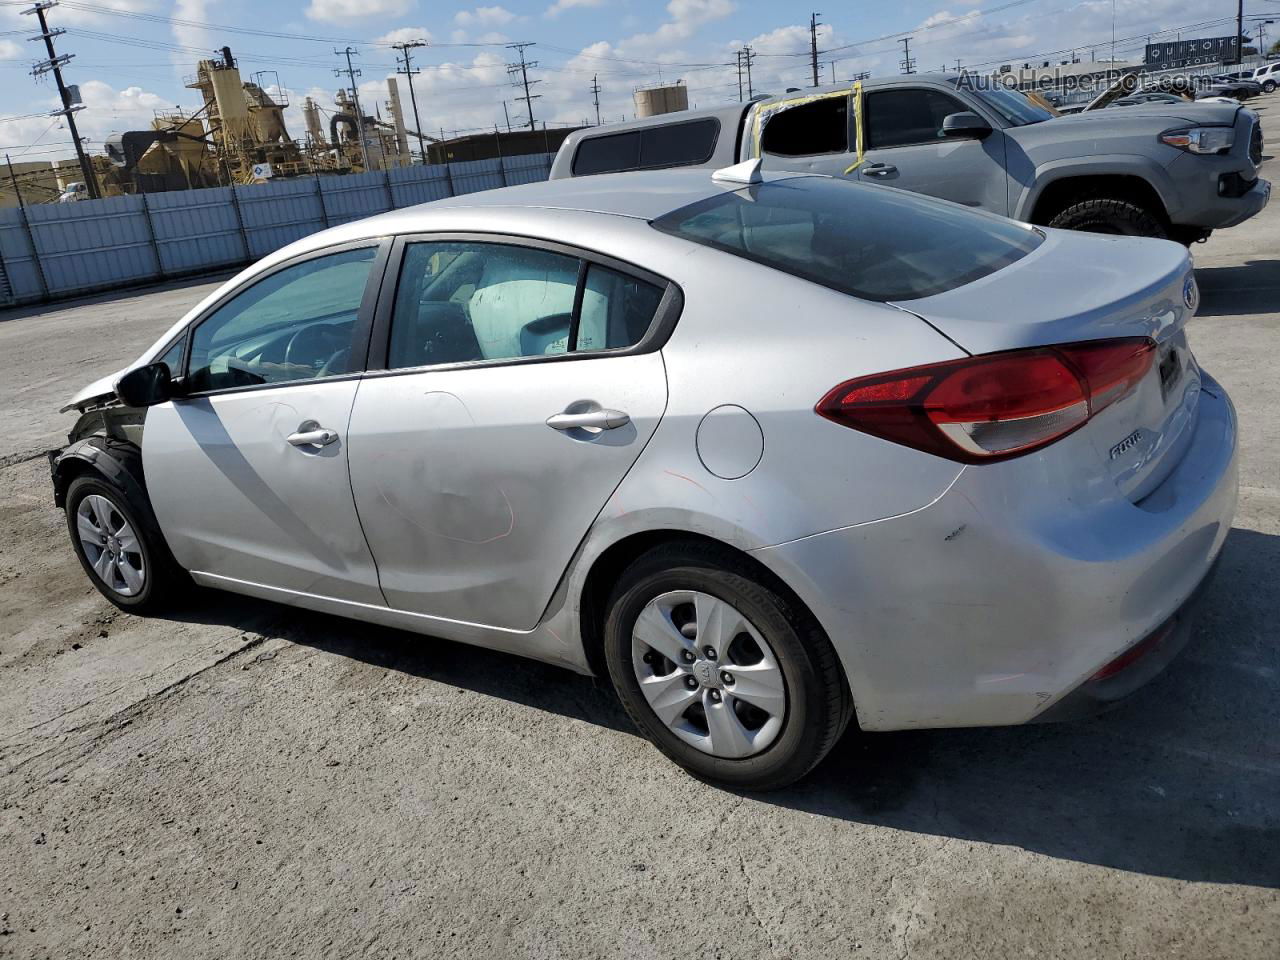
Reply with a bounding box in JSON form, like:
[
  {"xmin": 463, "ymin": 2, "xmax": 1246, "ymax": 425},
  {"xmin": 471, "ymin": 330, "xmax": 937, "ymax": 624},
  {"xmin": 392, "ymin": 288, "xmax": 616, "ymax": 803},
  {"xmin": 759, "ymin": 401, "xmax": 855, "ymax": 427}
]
[
  {"xmin": 941, "ymin": 111, "xmax": 993, "ymax": 139},
  {"xmin": 115, "ymin": 362, "xmax": 173, "ymax": 408}
]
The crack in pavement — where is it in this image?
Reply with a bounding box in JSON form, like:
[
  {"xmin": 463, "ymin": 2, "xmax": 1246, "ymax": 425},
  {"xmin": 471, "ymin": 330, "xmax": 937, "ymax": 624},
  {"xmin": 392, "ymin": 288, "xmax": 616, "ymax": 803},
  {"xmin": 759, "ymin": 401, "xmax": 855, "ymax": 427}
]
[{"xmin": 3, "ymin": 633, "xmax": 274, "ymax": 790}]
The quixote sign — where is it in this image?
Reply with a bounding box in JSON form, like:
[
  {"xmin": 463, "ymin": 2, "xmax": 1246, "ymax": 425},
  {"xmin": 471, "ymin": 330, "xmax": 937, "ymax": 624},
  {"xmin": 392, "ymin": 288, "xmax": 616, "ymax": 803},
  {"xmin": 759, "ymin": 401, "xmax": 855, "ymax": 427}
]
[{"xmin": 1144, "ymin": 36, "xmax": 1240, "ymax": 70}]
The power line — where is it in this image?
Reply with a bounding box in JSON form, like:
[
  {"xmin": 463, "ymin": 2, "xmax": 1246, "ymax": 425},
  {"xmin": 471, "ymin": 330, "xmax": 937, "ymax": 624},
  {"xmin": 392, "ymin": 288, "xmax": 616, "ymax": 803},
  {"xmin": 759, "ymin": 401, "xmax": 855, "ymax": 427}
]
[
  {"xmin": 392, "ymin": 39, "xmax": 428, "ymax": 164},
  {"xmin": 22, "ymin": 0, "xmax": 97, "ymax": 198},
  {"xmin": 506, "ymin": 41, "xmax": 540, "ymax": 131}
]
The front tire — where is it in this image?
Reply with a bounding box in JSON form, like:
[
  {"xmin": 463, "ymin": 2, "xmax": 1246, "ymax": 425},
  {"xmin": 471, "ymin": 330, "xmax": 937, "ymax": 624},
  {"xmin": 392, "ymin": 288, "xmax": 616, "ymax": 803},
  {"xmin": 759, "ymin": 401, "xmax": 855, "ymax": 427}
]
[
  {"xmin": 1264, "ymin": 80, "xmax": 1277, "ymax": 94},
  {"xmin": 65, "ymin": 474, "xmax": 187, "ymax": 614},
  {"xmin": 1048, "ymin": 197, "xmax": 1168, "ymax": 239},
  {"xmin": 603, "ymin": 542, "xmax": 853, "ymax": 791}
]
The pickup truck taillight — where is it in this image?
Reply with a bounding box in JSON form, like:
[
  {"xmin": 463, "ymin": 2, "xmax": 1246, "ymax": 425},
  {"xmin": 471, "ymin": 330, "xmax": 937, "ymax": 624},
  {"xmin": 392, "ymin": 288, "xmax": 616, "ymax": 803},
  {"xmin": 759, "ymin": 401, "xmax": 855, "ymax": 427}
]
[{"xmin": 816, "ymin": 339, "xmax": 1156, "ymax": 463}]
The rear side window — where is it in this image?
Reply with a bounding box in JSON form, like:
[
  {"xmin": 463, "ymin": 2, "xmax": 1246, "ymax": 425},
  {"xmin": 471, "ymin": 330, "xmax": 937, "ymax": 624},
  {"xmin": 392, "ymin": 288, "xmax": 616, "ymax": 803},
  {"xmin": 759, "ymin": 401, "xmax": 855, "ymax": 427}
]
[
  {"xmin": 572, "ymin": 119, "xmax": 719, "ymax": 175},
  {"xmin": 762, "ymin": 96, "xmax": 849, "ymax": 156},
  {"xmin": 650, "ymin": 177, "xmax": 1042, "ymax": 302},
  {"xmin": 386, "ymin": 241, "xmax": 667, "ymax": 370},
  {"xmin": 864, "ymin": 89, "xmax": 968, "ymax": 149}
]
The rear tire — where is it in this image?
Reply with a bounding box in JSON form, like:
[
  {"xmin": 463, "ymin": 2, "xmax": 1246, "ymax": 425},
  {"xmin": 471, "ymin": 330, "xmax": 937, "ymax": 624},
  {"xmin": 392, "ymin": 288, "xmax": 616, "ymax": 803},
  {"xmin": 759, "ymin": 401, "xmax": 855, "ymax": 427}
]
[
  {"xmin": 65, "ymin": 473, "xmax": 188, "ymax": 614},
  {"xmin": 603, "ymin": 541, "xmax": 853, "ymax": 791},
  {"xmin": 1048, "ymin": 197, "xmax": 1168, "ymax": 239}
]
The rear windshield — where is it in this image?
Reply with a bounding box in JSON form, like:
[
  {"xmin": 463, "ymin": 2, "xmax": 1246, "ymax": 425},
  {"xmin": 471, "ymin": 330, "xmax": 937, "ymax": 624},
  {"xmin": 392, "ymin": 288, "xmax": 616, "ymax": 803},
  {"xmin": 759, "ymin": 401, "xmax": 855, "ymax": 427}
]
[
  {"xmin": 649, "ymin": 177, "xmax": 1042, "ymax": 301},
  {"xmin": 572, "ymin": 118, "xmax": 720, "ymax": 176}
]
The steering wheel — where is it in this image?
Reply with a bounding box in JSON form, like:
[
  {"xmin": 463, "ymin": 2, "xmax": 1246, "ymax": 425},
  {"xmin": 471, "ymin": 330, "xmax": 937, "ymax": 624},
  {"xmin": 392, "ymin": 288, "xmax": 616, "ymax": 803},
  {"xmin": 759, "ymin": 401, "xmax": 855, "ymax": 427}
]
[{"xmin": 285, "ymin": 325, "xmax": 335, "ymax": 369}]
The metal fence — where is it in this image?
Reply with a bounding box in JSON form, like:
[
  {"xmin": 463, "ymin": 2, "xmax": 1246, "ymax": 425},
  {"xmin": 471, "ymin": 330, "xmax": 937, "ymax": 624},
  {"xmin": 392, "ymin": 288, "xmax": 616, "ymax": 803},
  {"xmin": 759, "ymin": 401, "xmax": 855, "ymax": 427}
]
[{"xmin": 0, "ymin": 152, "xmax": 555, "ymax": 306}]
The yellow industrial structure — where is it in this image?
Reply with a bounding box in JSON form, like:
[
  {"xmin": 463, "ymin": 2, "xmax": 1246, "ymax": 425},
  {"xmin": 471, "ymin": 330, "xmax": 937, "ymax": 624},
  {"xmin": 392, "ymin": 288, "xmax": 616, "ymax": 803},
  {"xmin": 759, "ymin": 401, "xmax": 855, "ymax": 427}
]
[{"xmin": 93, "ymin": 44, "xmax": 421, "ymax": 195}]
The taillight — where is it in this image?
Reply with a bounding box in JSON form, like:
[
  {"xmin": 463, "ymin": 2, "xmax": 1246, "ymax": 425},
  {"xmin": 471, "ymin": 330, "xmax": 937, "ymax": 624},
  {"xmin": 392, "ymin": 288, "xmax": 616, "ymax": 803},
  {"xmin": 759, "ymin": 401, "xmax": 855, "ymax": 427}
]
[{"xmin": 816, "ymin": 338, "xmax": 1156, "ymax": 463}]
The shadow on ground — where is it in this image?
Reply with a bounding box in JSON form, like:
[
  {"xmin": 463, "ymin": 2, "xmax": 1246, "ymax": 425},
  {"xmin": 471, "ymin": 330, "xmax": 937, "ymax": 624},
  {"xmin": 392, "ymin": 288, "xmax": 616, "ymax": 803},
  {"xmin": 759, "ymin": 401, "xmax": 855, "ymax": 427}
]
[
  {"xmin": 1196, "ymin": 259, "xmax": 1280, "ymax": 317},
  {"xmin": 167, "ymin": 526, "xmax": 1280, "ymax": 889}
]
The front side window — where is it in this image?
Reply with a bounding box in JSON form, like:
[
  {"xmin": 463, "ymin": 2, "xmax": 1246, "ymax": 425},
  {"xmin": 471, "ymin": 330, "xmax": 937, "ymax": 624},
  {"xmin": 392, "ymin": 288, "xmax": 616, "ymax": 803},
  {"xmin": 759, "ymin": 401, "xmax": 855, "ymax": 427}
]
[
  {"xmin": 650, "ymin": 177, "xmax": 1042, "ymax": 302},
  {"xmin": 864, "ymin": 89, "xmax": 969, "ymax": 149},
  {"xmin": 187, "ymin": 247, "xmax": 376, "ymax": 392},
  {"xmin": 762, "ymin": 96, "xmax": 849, "ymax": 156},
  {"xmin": 386, "ymin": 241, "xmax": 665, "ymax": 370}
]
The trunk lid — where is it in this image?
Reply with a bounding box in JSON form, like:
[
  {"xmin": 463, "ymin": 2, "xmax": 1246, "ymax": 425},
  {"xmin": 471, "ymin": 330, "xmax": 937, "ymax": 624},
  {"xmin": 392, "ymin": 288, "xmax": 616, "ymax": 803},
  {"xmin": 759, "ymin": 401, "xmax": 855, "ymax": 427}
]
[{"xmin": 892, "ymin": 230, "xmax": 1201, "ymax": 501}]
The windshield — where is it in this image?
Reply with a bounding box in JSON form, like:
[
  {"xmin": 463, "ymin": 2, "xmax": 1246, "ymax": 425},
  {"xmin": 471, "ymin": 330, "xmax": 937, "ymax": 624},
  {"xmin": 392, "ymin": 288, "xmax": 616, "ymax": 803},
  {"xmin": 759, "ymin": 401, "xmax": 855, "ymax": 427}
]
[
  {"xmin": 650, "ymin": 176, "xmax": 1043, "ymax": 302},
  {"xmin": 968, "ymin": 87, "xmax": 1054, "ymax": 126}
]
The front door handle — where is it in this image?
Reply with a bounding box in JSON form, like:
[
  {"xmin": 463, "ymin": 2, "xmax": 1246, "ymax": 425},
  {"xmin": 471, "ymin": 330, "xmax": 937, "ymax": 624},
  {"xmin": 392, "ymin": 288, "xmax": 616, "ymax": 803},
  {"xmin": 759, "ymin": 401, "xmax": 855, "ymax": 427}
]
[
  {"xmin": 546, "ymin": 409, "xmax": 631, "ymax": 431},
  {"xmin": 862, "ymin": 163, "xmax": 897, "ymax": 178},
  {"xmin": 287, "ymin": 426, "xmax": 339, "ymax": 447}
]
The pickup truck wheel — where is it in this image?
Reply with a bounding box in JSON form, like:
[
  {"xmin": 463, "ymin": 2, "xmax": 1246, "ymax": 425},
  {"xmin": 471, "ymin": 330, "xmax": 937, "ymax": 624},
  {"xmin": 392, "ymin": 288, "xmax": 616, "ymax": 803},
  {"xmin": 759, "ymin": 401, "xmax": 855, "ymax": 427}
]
[{"xmin": 1048, "ymin": 198, "xmax": 1168, "ymax": 239}]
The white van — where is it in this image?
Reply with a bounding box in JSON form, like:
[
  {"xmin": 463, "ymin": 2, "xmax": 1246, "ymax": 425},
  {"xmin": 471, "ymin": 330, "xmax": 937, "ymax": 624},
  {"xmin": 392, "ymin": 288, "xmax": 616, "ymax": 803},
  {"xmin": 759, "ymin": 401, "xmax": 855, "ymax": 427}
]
[{"xmin": 1253, "ymin": 61, "xmax": 1279, "ymax": 92}]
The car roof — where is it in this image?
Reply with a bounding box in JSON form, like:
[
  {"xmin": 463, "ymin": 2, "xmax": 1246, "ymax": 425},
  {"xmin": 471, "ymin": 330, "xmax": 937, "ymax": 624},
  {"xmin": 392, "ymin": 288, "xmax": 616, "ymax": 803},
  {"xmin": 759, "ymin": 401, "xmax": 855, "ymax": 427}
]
[{"xmin": 362, "ymin": 168, "xmax": 800, "ymax": 227}]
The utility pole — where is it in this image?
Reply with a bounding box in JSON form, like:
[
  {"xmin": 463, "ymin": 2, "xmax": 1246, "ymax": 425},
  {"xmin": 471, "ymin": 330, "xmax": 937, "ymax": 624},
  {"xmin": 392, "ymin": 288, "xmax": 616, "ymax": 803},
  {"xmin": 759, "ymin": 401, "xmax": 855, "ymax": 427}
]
[
  {"xmin": 1236, "ymin": 0, "xmax": 1245, "ymax": 64},
  {"xmin": 828, "ymin": 60, "xmax": 837, "ymax": 83},
  {"xmin": 23, "ymin": 1, "xmax": 98, "ymax": 198},
  {"xmin": 899, "ymin": 36, "xmax": 916, "ymax": 75},
  {"xmin": 506, "ymin": 42, "xmax": 540, "ymax": 130},
  {"xmin": 809, "ymin": 12, "xmax": 823, "ymax": 87},
  {"xmin": 334, "ymin": 46, "xmax": 370, "ymax": 171},
  {"xmin": 955, "ymin": 58, "xmax": 963, "ymax": 72},
  {"xmin": 736, "ymin": 49, "xmax": 743, "ymax": 102},
  {"xmin": 589, "ymin": 73, "xmax": 602, "ymax": 125},
  {"xmin": 742, "ymin": 45, "xmax": 756, "ymax": 99},
  {"xmin": 502, "ymin": 101, "xmax": 511, "ymax": 132},
  {"xmin": 392, "ymin": 39, "xmax": 428, "ymax": 165}
]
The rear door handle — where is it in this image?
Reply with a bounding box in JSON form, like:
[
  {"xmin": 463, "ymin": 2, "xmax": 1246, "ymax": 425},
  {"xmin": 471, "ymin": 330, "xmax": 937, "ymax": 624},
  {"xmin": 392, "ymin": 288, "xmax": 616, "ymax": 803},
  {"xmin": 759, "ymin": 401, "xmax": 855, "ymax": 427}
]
[
  {"xmin": 287, "ymin": 427, "xmax": 339, "ymax": 447},
  {"xmin": 546, "ymin": 409, "xmax": 631, "ymax": 431},
  {"xmin": 862, "ymin": 163, "xmax": 897, "ymax": 177}
]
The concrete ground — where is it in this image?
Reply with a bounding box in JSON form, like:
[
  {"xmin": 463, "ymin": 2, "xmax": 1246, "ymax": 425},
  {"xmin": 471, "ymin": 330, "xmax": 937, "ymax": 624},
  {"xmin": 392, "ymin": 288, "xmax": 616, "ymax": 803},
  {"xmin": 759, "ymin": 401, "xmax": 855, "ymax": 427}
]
[{"xmin": 2, "ymin": 102, "xmax": 1279, "ymax": 960}]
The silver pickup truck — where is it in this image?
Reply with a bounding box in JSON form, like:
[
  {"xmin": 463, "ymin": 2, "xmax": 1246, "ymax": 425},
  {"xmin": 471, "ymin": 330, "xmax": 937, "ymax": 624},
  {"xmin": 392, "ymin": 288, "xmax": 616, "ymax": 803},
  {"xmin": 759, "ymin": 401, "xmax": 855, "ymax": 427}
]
[{"xmin": 550, "ymin": 74, "xmax": 1269, "ymax": 243}]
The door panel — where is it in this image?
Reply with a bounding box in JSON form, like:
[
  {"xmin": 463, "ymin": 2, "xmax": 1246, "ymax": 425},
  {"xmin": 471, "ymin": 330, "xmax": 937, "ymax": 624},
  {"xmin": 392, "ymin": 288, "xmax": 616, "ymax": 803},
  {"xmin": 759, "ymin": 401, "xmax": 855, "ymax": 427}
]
[
  {"xmin": 144, "ymin": 380, "xmax": 384, "ymax": 603},
  {"xmin": 857, "ymin": 88, "xmax": 1010, "ymax": 215},
  {"xmin": 346, "ymin": 353, "xmax": 668, "ymax": 630}
]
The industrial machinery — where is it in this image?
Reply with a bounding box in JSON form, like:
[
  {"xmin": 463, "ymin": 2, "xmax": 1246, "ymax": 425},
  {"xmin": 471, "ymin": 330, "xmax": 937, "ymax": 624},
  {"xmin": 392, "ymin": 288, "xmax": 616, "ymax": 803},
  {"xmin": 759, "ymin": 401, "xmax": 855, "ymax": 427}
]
[{"xmin": 96, "ymin": 44, "xmax": 431, "ymax": 195}]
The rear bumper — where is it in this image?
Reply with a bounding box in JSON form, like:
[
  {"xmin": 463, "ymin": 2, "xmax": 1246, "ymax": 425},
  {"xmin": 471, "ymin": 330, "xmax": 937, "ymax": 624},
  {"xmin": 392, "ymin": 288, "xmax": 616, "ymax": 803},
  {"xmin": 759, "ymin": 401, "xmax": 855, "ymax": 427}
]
[
  {"xmin": 751, "ymin": 376, "xmax": 1238, "ymax": 731},
  {"xmin": 1031, "ymin": 555, "xmax": 1218, "ymax": 722}
]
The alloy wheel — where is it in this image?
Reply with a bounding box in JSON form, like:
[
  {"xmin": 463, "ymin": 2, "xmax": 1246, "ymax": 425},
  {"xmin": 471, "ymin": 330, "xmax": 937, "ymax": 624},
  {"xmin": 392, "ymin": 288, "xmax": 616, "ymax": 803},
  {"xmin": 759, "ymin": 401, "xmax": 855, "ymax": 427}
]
[
  {"xmin": 631, "ymin": 590, "xmax": 786, "ymax": 758},
  {"xmin": 76, "ymin": 494, "xmax": 146, "ymax": 597}
]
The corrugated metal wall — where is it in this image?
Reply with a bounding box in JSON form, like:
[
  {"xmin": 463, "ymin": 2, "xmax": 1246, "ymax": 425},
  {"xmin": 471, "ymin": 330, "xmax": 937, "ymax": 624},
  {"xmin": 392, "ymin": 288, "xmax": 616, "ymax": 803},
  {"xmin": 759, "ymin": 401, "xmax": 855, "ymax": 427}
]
[{"xmin": 0, "ymin": 153, "xmax": 556, "ymax": 306}]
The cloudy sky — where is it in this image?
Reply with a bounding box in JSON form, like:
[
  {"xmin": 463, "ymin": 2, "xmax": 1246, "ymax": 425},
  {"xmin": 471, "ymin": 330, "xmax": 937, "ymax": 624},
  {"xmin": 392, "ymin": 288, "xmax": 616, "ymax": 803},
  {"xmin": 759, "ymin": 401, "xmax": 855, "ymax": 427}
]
[{"xmin": 0, "ymin": 0, "xmax": 1265, "ymax": 164}]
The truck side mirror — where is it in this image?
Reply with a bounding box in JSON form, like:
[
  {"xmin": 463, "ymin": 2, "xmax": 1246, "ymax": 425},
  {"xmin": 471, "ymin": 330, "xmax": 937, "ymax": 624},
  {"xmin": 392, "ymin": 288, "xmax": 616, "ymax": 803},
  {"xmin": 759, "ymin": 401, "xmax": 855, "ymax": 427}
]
[
  {"xmin": 941, "ymin": 111, "xmax": 993, "ymax": 139},
  {"xmin": 115, "ymin": 362, "xmax": 173, "ymax": 408}
]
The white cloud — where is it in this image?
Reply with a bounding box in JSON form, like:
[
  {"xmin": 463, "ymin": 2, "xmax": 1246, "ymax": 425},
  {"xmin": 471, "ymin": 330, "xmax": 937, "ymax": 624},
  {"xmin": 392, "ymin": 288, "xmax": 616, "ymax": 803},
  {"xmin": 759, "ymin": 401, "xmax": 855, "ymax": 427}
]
[
  {"xmin": 306, "ymin": 0, "xmax": 413, "ymax": 23},
  {"xmin": 625, "ymin": 0, "xmax": 735, "ymax": 50},
  {"xmin": 375, "ymin": 26, "xmax": 434, "ymax": 46},
  {"xmin": 454, "ymin": 5, "xmax": 519, "ymax": 27},
  {"xmin": 544, "ymin": 0, "xmax": 605, "ymax": 17},
  {"xmin": 171, "ymin": 0, "xmax": 211, "ymax": 59}
]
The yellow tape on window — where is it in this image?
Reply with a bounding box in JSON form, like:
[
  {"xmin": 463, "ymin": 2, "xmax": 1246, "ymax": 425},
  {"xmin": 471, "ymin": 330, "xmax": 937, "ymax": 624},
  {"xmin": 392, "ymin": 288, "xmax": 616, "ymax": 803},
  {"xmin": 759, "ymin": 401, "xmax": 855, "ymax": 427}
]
[
  {"xmin": 844, "ymin": 81, "xmax": 864, "ymax": 175},
  {"xmin": 746, "ymin": 86, "xmax": 855, "ymax": 161}
]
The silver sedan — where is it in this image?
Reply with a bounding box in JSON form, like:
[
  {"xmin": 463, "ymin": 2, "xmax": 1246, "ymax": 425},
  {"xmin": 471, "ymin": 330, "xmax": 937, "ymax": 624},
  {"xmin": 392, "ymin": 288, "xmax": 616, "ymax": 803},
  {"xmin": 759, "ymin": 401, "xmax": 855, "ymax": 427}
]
[{"xmin": 52, "ymin": 165, "xmax": 1237, "ymax": 790}]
